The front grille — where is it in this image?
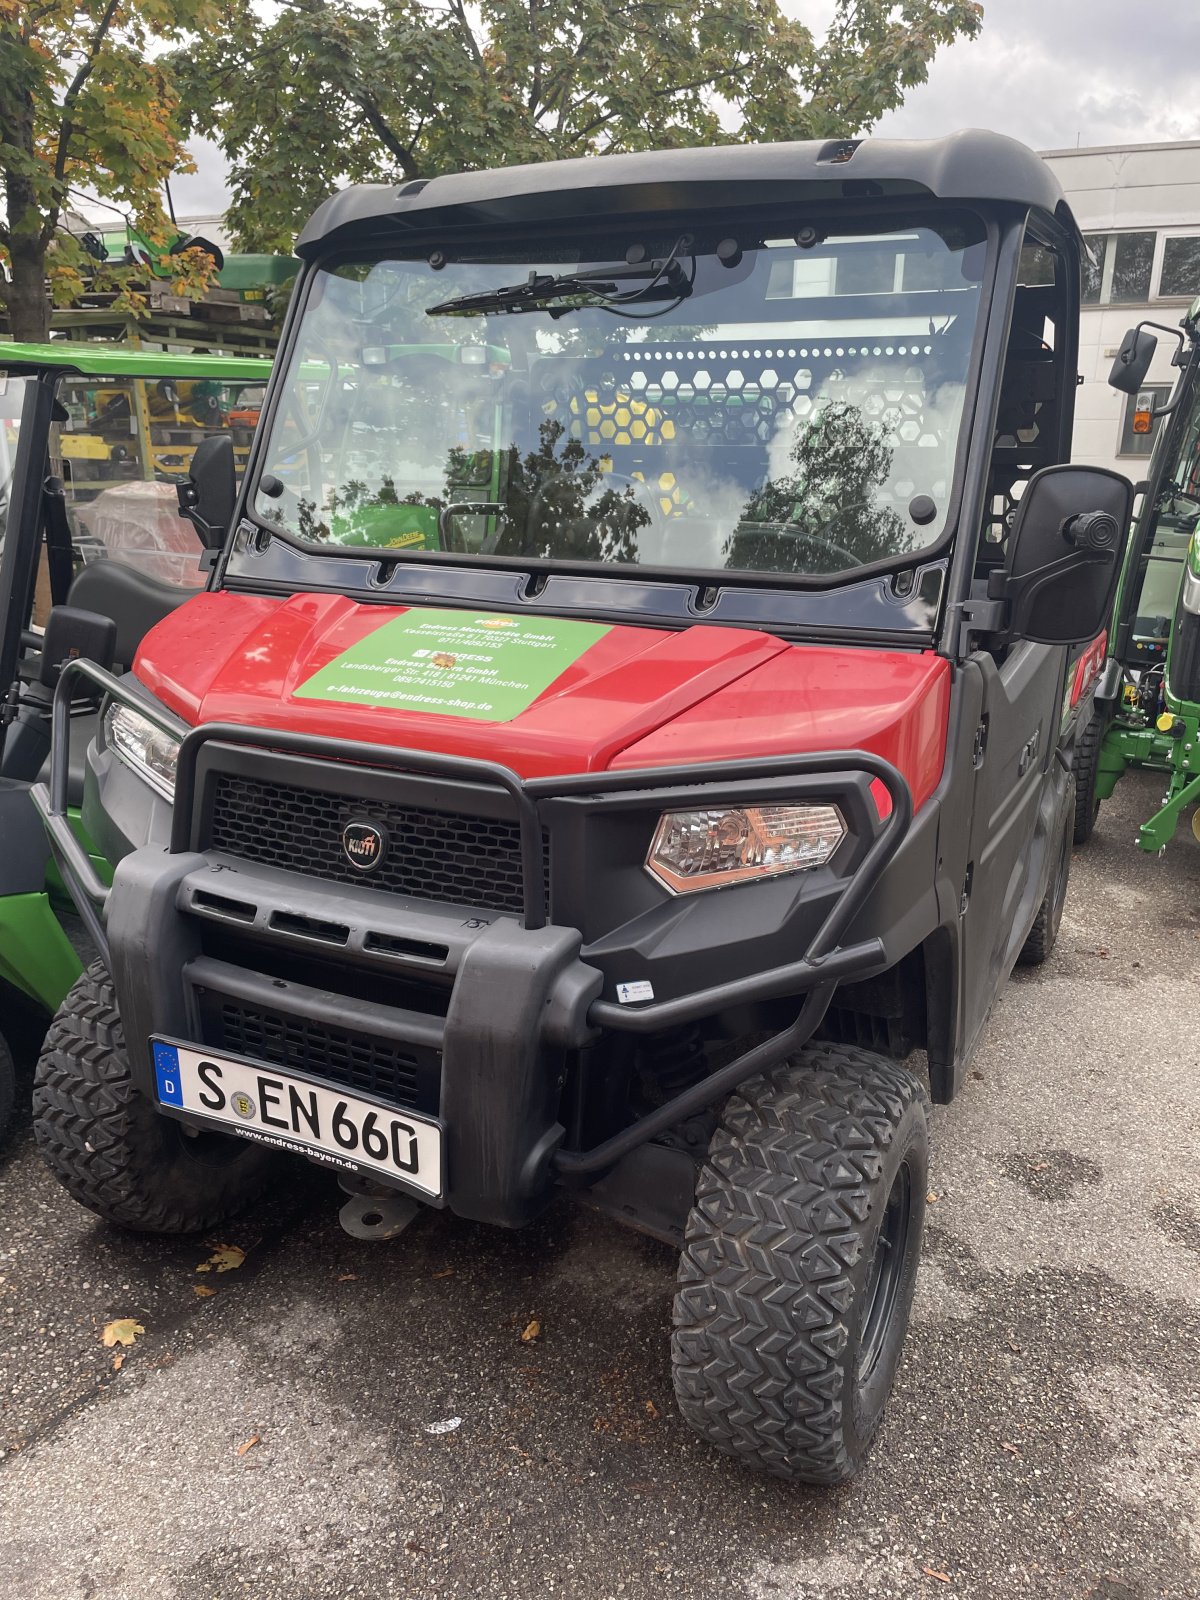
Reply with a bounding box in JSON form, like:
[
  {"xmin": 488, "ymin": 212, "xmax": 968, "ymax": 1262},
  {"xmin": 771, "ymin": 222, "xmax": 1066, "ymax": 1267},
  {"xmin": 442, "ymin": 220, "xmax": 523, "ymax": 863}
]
[
  {"xmin": 206, "ymin": 772, "xmax": 545, "ymax": 914},
  {"xmin": 197, "ymin": 994, "xmax": 425, "ymax": 1111}
]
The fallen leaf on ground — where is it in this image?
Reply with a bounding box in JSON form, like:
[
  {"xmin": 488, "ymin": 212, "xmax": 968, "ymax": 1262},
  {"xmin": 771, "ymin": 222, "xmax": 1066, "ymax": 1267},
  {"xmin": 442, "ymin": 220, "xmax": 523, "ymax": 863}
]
[
  {"xmin": 520, "ymin": 1319, "xmax": 541, "ymax": 1343},
  {"xmin": 101, "ymin": 1318, "xmax": 144, "ymax": 1349},
  {"xmin": 111, "ymin": 1354, "xmax": 124, "ymax": 1372},
  {"xmin": 921, "ymin": 1567, "xmax": 952, "ymax": 1584},
  {"xmin": 337, "ymin": 1274, "xmax": 358, "ymax": 1282},
  {"xmin": 236, "ymin": 1434, "xmax": 260, "ymax": 1457},
  {"xmin": 1001, "ymin": 1441, "xmax": 1022, "ymax": 1456},
  {"xmin": 432, "ymin": 1268, "xmax": 455, "ymax": 1279},
  {"xmin": 644, "ymin": 1399, "xmax": 661, "ymax": 1419},
  {"xmin": 424, "ymin": 1417, "xmax": 462, "ymax": 1435},
  {"xmin": 196, "ymin": 1244, "xmax": 245, "ymax": 1275},
  {"xmin": 194, "ymin": 1285, "xmax": 217, "ymax": 1299},
  {"xmin": 926, "ymin": 1191, "xmax": 940, "ymax": 1204}
]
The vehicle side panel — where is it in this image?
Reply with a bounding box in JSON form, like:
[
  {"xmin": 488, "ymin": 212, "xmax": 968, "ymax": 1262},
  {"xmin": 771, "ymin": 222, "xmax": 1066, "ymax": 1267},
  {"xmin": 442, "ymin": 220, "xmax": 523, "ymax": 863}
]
[{"xmin": 959, "ymin": 641, "xmax": 1067, "ymax": 1055}]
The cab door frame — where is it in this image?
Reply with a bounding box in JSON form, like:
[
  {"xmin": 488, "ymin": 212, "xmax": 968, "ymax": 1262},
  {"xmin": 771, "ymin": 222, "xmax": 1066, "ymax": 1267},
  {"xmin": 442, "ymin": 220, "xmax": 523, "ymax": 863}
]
[
  {"xmin": 936, "ymin": 202, "xmax": 1083, "ymax": 1066},
  {"xmin": 0, "ymin": 371, "xmax": 58, "ymax": 769}
]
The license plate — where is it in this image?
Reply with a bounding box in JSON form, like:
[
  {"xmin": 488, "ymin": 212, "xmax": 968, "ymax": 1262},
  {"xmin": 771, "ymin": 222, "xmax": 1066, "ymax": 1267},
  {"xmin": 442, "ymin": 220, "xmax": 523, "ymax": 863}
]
[{"xmin": 151, "ymin": 1039, "xmax": 442, "ymax": 1198}]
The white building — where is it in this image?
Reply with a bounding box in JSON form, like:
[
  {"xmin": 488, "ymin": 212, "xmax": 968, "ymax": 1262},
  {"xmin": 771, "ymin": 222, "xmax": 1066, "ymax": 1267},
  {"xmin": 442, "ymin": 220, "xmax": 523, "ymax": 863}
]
[{"xmin": 1043, "ymin": 140, "xmax": 1200, "ymax": 474}]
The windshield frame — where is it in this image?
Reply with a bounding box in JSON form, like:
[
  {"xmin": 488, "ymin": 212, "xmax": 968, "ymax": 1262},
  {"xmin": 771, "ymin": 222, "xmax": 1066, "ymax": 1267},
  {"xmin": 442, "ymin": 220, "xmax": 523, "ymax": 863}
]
[
  {"xmin": 1114, "ymin": 321, "xmax": 1200, "ymax": 655},
  {"xmin": 232, "ymin": 200, "xmax": 999, "ymax": 595}
]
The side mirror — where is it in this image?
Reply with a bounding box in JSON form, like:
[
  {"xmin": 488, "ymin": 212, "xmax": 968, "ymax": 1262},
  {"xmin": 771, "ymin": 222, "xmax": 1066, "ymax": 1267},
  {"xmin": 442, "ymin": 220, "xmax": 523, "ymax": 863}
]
[
  {"xmin": 177, "ymin": 434, "xmax": 236, "ymax": 550},
  {"xmin": 38, "ymin": 605, "xmax": 117, "ymax": 687},
  {"xmin": 1109, "ymin": 326, "xmax": 1158, "ymax": 394},
  {"xmin": 988, "ymin": 465, "xmax": 1134, "ymax": 646}
]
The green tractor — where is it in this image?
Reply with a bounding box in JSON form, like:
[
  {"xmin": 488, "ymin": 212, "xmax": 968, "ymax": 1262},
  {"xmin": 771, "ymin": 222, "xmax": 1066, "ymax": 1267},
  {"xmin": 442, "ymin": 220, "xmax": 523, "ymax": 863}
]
[
  {"xmin": 0, "ymin": 343, "xmax": 272, "ymax": 1138},
  {"xmin": 1075, "ymin": 296, "xmax": 1200, "ymax": 851}
]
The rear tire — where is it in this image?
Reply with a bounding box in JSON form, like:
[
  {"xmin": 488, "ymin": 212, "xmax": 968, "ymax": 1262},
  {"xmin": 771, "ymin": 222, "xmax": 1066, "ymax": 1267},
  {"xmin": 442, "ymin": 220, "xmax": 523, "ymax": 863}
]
[
  {"xmin": 33, "ymin": 961, "xmax": 277, "ymax": 1233},
  {"xmin": 1019, "ymin": 783, "xmax": 1074, "ymax": 967},
  {"xmin": 1073, "ymin": 711, "xmax": 1104, "ymax": 844},
  {"xmin": 671, "ymin": 1044, "xmax": 928, "ymax": 1484}
]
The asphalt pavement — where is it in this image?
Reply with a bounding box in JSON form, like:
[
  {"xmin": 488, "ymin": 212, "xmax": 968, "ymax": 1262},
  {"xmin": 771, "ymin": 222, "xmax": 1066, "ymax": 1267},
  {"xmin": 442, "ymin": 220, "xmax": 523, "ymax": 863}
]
[{"xmin": 0, "ymin": 767, "xmax": 1197, "ymax": 1600}]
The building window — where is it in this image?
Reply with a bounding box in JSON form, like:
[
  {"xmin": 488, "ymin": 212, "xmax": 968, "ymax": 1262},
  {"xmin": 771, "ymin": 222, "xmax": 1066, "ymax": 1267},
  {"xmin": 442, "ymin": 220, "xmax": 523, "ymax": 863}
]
[
  {"xmin": 1118, "ymin": 386, "xmax": 1171, "ymax": 457},
  {"xmin": 1160, "ymin": 236, "xmax": 1200, "ymax": 300},
  {"xmin": 1082, "ymin": 232, "xmax": 1156, "ymax": 305},
  {"xmin": 1112, "ymin": 233, "xmax": 1156, "ymax": 302},
  {"xmin": 1083, "ymin": 232, "xmax": 1200, "ymax": 305},
  {"xmin": 1081, "ymin": 240, "xmax": 1104, "ymax": 304}
]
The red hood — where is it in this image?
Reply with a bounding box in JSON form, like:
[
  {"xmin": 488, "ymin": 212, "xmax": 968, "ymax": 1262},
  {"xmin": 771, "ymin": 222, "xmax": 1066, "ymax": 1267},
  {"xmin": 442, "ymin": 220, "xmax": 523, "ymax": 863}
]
[{"xmin": 133, "ymin": 591, "xmax": 950, "ymax": 808}]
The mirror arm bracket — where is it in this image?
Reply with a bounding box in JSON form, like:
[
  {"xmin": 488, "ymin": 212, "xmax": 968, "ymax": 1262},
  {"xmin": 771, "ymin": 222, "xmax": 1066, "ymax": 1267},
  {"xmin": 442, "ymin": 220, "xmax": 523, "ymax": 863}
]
[{"xmin": 954, "ymin": 596, "xmax": 1007, "ymax": 655}]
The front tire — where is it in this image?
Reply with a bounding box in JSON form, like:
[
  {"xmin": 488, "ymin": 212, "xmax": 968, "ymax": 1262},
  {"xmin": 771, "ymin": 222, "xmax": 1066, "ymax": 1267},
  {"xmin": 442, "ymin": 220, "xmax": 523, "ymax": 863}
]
[
  {"xmin": 671, "ymin": 1044, "xmax": 928, "ymax": 1484},
  {"xmin": 33, "ymin": 962, "xmax": 277, "ymax": 1233}
]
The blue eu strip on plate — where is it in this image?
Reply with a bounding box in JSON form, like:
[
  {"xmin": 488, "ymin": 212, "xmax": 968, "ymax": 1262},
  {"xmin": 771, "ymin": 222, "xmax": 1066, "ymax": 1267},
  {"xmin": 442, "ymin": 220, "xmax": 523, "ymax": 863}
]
[{"xmin": 153, "ymin": 1040, "xmax": 184, "ymax": 1107}]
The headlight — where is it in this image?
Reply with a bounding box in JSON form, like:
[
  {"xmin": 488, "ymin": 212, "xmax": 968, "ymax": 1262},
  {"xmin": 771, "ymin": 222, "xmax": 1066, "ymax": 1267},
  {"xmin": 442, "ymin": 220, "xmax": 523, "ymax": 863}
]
[
  {"xmin": 103, "ymin": 703, "xmax": 182, "ymax": 802},
  {"xmin": 646, "ymin": 804, "xmax": 846, "ymax": 894}
]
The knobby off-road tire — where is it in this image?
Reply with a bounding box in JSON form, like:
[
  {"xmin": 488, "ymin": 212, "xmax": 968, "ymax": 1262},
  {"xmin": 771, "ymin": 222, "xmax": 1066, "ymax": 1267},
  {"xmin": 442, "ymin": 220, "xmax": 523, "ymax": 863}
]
[
  {"xmin": 33, "ymin": 961, "xmax": 277, "ymax": 1233},
  {"xmin": 672, "ymin": 1045, "xmax": 929, "ymax": 1484},
  {"xmin": 1072, "ymin": 711, "xmax": 1104, "ymax": 845},
  {"xmin": 1019, "ymin": 779, "xmax": 1074, "ymax": 967}
]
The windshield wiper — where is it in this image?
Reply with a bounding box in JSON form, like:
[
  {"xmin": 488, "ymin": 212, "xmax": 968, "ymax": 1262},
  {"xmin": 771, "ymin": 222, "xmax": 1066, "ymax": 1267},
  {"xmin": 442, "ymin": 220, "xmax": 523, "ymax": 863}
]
[{"xmin": 427, "ymin": 257, "xmax": 691, "ymax": 319}]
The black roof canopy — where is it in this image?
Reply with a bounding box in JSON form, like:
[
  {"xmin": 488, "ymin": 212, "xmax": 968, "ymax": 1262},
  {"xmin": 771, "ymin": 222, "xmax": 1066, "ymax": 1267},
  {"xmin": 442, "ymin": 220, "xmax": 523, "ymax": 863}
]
[{"xmin": 296, "ymin": 128, "xmax": 1075, "ymax": 259}]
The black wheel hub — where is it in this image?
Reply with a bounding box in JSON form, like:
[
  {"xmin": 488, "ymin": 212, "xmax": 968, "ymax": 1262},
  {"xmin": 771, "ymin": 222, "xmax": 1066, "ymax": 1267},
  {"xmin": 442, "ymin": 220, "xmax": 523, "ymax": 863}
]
[{"xmin": 858, "ymin": 1160, "xmax": 914, "ymax": 1382}]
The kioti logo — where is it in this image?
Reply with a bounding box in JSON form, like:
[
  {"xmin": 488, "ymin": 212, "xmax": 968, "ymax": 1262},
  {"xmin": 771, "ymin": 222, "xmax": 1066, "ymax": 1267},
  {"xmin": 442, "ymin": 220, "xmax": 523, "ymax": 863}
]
[{"xmin": 341, "ymin": 820, "xmax": 387, "ymax": 871}]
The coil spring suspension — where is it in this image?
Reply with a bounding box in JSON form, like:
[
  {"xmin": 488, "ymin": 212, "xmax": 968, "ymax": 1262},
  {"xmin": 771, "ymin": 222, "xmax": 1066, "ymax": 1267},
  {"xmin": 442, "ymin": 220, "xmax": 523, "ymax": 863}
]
[{"xmin": 639, "ymin": 1024, "xmax": 708, "ymax": 1098}]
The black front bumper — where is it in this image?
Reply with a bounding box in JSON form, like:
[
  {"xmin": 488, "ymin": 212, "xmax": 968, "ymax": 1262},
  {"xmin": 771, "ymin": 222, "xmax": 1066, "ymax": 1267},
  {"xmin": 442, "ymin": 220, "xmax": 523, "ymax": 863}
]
[{"xmin": 34, "ymin": 661, "xmax": 913, "ymax": 1228}]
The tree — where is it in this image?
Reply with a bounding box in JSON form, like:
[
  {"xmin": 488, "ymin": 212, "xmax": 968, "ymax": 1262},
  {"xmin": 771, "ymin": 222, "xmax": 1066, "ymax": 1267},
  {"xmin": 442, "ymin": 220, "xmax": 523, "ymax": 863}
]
[
  {"xmin": 0, "ymin": 0, "xmax": 217, "ymax": 341},
  {"xmin": 735, "ymin": 400, "xmax": 912, "ymax": 572},
  {"xmin": 181, "ymin": 0, "xmax": 983, "ymax": 255}
]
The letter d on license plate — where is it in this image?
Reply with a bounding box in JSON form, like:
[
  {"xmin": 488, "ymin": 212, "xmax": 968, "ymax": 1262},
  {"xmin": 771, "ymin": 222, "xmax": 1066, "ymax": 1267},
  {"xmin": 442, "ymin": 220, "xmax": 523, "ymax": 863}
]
[{"xmin": 151, "ymin": 1038, "xmax": 442, "ymax": 1198}]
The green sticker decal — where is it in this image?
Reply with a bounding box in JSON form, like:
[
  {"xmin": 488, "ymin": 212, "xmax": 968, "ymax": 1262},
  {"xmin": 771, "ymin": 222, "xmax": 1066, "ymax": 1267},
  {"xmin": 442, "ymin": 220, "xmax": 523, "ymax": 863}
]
[{"xmin": 294, "ymin": 608, "xmax": 611, "ymax": 722}]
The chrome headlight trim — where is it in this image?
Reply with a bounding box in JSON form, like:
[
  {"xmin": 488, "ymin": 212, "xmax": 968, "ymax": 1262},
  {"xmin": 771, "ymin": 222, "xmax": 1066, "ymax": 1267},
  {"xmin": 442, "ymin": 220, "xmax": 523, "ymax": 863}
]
[
  {"xmin": 102, "ymin": 702, "xmax": 182, "ymax": 803},
  {"xmin": 646, "ymin": 802, "xmax": 847, "ymax": 895}
]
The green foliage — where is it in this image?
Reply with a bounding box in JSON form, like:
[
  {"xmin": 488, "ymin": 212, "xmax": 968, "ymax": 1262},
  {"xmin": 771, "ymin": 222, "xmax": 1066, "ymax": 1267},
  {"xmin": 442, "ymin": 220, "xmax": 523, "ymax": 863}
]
[
  {"xmin": 0, "ymin": 0, "xmax": 217, "ymax": 338},
  {"xmin": 179, "ymin": 0, "xmax": 983, "ymax": 254},
  {"xmin": 736, "ymin": 400, "xmax": 911, "ymax": 571}
]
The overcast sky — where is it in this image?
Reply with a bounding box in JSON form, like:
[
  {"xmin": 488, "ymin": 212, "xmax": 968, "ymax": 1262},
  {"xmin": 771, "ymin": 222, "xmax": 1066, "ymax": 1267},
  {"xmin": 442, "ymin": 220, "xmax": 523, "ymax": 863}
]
[
  {"xmin": 168, "ymin": 0, "xmax": 1200, "ymax": 220},
  {"xmin": 868, "ymin": 0, "xmax": 1200, "ymax": 151}
]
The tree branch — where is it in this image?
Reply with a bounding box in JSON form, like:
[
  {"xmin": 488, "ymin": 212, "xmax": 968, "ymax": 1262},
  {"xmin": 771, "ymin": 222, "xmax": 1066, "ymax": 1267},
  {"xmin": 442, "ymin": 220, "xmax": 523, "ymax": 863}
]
[
  {"xmin": 528, "ymin": 0, "xmax": 541, "ymax": 116},
  {"xmin": 42, "ymin": 0, "xmax": 124, "ymax": 245},
  {"xmin": 568, "ymin": 65, "xmax": 745, "ymax": 144},
  {"xmin": 353, "ymin": 89, "xmax": 419, "ymax": 179},
  {"xmin": 447, "ymin": 0, "xmax": 483, "ymax": 69}
]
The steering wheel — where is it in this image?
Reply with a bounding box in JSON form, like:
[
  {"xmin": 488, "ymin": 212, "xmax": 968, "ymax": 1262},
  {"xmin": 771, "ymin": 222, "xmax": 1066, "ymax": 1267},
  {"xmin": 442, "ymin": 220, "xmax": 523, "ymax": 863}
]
[{"xmin": 740, "ymin": 508, "xmax": 868, "ymax": 570}]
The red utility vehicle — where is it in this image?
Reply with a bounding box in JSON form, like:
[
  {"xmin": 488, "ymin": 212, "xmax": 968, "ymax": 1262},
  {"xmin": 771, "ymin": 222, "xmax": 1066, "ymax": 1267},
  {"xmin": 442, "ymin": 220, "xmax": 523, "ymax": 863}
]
[{"xmin": 33, "ymin": 132, "xmax": 1131, "ymax": 1482}]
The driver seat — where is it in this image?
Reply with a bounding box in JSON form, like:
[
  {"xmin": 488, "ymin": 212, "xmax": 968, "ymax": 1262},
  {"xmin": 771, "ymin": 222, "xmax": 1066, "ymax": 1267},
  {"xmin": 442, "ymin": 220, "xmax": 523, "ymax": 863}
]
[{"xmin": 66, "ymin": 559, "xmax": 195, "ymax": 673}]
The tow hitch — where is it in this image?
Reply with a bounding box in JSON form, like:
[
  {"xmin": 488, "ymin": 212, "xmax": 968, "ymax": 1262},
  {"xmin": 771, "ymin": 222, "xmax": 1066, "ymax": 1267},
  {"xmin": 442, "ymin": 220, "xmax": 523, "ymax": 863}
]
[{"xmin": 337, "ymin": 1176, "xmax": 420, "ymax": 1240}]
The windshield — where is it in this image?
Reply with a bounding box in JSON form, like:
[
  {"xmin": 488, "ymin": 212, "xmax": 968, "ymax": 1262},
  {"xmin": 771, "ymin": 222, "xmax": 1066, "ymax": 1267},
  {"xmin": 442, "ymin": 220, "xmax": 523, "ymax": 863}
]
[
  {"xmin": 1129, "ymin": 363, "xmax": 1200, "ymax": 646},
  {"xmin": 252, "ymin": 213, "xmax": 986, "ymax": 579},
  {"xmin": 1163, "ymin": 373, "xmax": 1200, "ymax": 512}
]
